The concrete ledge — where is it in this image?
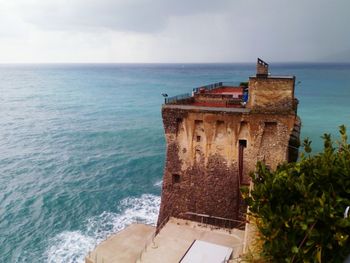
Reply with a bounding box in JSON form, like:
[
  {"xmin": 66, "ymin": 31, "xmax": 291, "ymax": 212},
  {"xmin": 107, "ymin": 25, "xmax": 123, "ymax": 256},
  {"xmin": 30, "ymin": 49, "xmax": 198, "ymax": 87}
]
[
  {"xmin": 138, "ymin": 218, "xmax": 245, "ymax": 263},
  {"xmin": 162, "ymin": 104, "xmax": 251, "ymax": 113},
  {"xmin": 86, "ymin": 218, "xmax": 246, "ymax": 263},
  {"xmin": 86, "ymin": 224, "xmax": 155, "ymax": 263}
]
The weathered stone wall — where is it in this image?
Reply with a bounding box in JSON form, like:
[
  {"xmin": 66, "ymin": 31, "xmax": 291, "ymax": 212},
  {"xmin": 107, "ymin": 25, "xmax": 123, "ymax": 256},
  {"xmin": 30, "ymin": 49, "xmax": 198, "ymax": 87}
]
[
  {"xmin": 157, "ymin": 106, "xmax": 299, "ymax": 227},
  {"xmin": 248, "ymin": 77, "xmax": 295, "ymax": 112}
]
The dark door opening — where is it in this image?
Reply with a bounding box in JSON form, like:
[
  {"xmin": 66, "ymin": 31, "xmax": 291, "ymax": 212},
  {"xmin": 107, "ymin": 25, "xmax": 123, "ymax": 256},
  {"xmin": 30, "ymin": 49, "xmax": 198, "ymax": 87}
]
[
  {"xmin": 238, "ymin": 140, "xmax": 247, "ymax": 182},
  {"xmin": 236, "ymin": 139, "xmax": 247, "ymax": 220}
]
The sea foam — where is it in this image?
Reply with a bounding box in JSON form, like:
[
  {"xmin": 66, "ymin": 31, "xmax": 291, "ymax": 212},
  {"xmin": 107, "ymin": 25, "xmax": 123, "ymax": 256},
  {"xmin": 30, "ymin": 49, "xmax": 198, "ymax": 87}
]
[{"xmin": 45, "ymin": 194, "xmax": 160, "ymax": 263}]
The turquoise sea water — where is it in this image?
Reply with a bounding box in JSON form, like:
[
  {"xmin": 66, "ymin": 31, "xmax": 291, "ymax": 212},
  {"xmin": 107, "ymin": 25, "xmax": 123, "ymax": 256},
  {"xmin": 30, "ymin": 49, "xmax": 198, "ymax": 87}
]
[{"xmin": 0, "ymin": 63, "xmax": 349, "ymax": 262}]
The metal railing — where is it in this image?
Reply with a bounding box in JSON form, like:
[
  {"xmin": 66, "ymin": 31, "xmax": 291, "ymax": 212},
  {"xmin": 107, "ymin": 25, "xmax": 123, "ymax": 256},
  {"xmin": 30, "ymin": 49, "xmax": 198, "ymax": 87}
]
[
  {"xmin": 221, "ymin": 81, "xmax": 243, "ymax": 87},
  {"xmin": 193, "ymin": 82, "xmax": 223, "ymax": 93},
  {"xmin": 182, "ymin": 212, "xmax": 246, "ymax": 229},
  {"xmin": 164, "ymin": 81, "xmax": 245, "ymax": 105},
  {"xmin": 192, "ymin": 81, "xmax": 243, "ymax": 94},
  {"xmin": 165, "ymin": 93, "xmax": 192, "ymax": 104},
  {"xmin": 136, "ymin": 215, "xmax": 170, "ymax": 262},
  {"xmin": 155, "ymin": 215, "xmax": 170, "ymax": 234}
]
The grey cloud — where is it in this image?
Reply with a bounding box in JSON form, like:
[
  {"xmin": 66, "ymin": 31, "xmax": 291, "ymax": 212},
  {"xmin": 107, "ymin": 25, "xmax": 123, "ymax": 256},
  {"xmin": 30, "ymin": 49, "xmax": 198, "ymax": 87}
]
[
  {"xmin": 7, "ymin": 0, "xmax": 350, "ymax": 62},
  {"xmin": 21, "ymin": 0, "xmax": 232, "ymax": 33}
]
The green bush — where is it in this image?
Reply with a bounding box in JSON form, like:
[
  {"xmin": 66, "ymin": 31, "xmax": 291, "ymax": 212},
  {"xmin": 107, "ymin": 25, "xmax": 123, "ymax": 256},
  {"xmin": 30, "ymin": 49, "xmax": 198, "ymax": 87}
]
[
  {"xmin": 245, "ymin": 125, "xmax": 350, "ymax": 262},
  {"xmin": 240, "ymin": 82, "xmax": 249, "ymax": 87}
]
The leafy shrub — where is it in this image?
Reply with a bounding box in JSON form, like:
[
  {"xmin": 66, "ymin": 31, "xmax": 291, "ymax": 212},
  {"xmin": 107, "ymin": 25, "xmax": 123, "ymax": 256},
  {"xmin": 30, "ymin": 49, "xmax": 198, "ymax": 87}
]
[
  {"xmin": 240, "ymin": 82, "xmax": 249, "ymax": 87},
  {"xmin": 245, "ymin": 125, "xmax": 350, "ymax": 262}
]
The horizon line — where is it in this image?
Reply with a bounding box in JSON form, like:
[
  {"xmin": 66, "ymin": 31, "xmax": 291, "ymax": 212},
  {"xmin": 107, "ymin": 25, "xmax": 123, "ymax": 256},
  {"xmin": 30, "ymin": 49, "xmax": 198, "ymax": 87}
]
[{"xmin": 0, "ymin": 61, "xmax": 350, "ymax": 65}]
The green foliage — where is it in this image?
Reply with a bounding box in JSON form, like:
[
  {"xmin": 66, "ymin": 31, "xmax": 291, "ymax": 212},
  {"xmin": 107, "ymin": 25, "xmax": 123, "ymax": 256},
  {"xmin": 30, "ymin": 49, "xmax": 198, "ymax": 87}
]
[
  {"xmin": 240, "ymin": 82, "xmax": 249, "ymax": 87},
  {"xmin": 245, "ymin": 125, "xmax": 350, "ymax": 262}
]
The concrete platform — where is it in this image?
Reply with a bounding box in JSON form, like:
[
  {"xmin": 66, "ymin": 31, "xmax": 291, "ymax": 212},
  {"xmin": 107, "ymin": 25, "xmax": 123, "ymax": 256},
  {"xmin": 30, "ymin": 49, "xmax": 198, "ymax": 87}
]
[
  {"xmin": 85, "ymin": 224, "xmax": 155, "ymax": 263},
  {"xmin": 138, "ymin": 218, "xmax": 244, "ymax": 262},
  {"xmin": 86, "ymin": 218, "xmax": 245, "ymax": 263}
]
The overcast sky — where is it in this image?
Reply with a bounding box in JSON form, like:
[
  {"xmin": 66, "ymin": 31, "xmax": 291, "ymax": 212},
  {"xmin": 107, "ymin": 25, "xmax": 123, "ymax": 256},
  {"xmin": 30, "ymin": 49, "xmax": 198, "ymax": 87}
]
[{"xmin": 0, "ymin": 0, "xmax": 349, "ymax": 63}]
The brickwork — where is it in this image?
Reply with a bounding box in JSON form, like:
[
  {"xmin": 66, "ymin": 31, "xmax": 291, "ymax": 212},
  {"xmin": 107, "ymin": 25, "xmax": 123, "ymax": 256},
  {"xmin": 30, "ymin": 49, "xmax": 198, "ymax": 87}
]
[{"xmin": 248, "ymin": 77, "xmax": 295, "ymax": 112}]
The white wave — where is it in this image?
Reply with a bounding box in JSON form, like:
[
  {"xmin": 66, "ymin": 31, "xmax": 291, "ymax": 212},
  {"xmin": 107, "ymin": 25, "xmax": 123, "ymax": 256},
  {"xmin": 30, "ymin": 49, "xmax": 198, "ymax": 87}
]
[
  {"xmin": 153, "ymin": 180, "xmax": 163, "ymax": 187},
  {"xmin": 45, "ymin": 231, "xmax": 95, "ymax": 263},
  {"xmin": 45, "ymin": 194, "xmax": 160, "ymax": 263},
  {"xmin": 85, "ymin": 194, "xmax": 160, "ymax": 242}
]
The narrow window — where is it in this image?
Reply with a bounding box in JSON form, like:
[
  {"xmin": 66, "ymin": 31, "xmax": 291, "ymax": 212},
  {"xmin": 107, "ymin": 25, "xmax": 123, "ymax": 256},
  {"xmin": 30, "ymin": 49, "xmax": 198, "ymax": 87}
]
[
  {"xmin": 172, "ymin": 174, "xmax": 180, "ymax": 184},
  {"xmin": 196, "ymin": 135, "xmax": 201, "ymax": 142},
  {"xmin": 264, "ymin": 121, "xmax": 277, "ymax": 127}
]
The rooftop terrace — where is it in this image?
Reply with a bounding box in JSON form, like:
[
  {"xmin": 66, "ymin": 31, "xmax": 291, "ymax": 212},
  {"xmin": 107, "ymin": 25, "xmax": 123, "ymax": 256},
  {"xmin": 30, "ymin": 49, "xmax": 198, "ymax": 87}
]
[
  {"xmin": 164, "ymin": 82, "xmax": 249, "ymax": 108},
  {"xmin": 163, "ymin": 58, "xmax": 297, "ymax": 114}
]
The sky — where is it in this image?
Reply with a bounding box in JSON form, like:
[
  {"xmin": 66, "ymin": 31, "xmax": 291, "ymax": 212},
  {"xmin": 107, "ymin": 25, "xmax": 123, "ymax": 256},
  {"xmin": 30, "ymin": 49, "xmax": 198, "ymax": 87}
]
[{"xmin": 0, "ymin": 0, "xmax": 349, "ymax": 63}]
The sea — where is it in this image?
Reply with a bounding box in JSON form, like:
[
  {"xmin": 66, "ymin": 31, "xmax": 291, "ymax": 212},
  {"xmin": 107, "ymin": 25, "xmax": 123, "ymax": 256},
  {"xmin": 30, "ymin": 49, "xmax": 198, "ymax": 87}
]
[{"xmin": 0, "ymin": 63, "xmax": 349, "ymax": 262}]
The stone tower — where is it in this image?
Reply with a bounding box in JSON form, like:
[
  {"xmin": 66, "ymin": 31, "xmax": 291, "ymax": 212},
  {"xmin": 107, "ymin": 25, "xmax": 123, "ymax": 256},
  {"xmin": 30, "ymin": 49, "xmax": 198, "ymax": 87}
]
[{"xmin": 157, "ymin": 59, "xmax": 300, "ymax": 228}]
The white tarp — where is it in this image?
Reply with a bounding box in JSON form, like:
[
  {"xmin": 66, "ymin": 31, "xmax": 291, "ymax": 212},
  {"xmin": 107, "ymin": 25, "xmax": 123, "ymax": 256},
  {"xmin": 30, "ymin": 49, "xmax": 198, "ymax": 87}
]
[{"xmin": 180, "ymin": 240, "xmax": 233, "ymax": 263}]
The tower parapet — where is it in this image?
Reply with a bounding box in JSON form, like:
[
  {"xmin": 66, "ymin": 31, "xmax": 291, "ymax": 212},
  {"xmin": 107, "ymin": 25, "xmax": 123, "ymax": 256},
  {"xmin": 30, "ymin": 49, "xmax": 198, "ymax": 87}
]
[{"xmin": 256, "ymin": 58, "xmax": 269, "ymax": 77}]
